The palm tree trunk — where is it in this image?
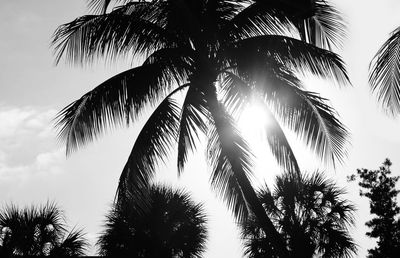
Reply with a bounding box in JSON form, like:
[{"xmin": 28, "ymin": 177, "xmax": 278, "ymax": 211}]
[
  {"xmin": 204, "ymin": 85, "xmax": 289, "ymax": 257},
  {"xmin": 232, "ymin": 166, "xmax": 289, "ymax": 257}
]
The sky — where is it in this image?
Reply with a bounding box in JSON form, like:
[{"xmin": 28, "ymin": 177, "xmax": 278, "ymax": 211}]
[{"xmin": 1, "ymin": 0, "xmax": 400, "ymax": 257}]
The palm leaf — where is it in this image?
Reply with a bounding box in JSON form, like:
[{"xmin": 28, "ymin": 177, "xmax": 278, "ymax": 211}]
[
  {"xmin": 220, "ymin": 71, "xmax": 300, "ymax": 175},
  {"xmin": 177, "ymin": 86, "xmax": 209, "ymax": 174},
  {"xmin": 203, "ymin": 90, "xmax": 288, "ymax": 257},
  {"xmin": 238, "ymin": 62, "xmax": 349, "ymax": 167},
  {"xmin": 52, "ymin": 3, "xmax": 177, "ymax": 64},
  {"xmin": 116, "ymin": 94, "xmax": 182, "ymax": 208},
  {"xmin": 220, "ymin": 70, "xmax": 251, "ymax": 114},
  {"xmin": 55, "ymin": 55, "xmax": 188, "ymax": 154},
  {"xmin": 203, "ymin": 86, "xmax": 254, "ymax": 222},
  {"xmin": 87, "ymin": 0, "xmax": 134, "ymax": 14},
  {"xmin": 273, "ymin": 89, "xmax": 348, "ymax": 167},
  {"xmin": 293, "ymin": 0, "xmax": 346, "ymax": 50},
  {"xmin": 222, "ymin": 0, "xmax": 295, "ymax": 41},
  {"xmin": 369, "ymin": 26, "xmax": 400, "ymax": 115},
  {"xmin": 223, "ymin": 35, "xmax": 349, "ymax": 85},
  {"xmin": 51, "ymin": 228, "xmax": 88, "ymax": 256},
  {"xmin": 264, "ymin": 106, "xmax": 300, "ymax": 175},
  {"xmin": 206, "ymin": 105, "xmax": 253, "ymax": 222}
]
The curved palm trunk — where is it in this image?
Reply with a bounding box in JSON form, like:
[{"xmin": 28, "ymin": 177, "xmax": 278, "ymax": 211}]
[
  {"xmin": 231, "ymin": 167, "xmax": 289, "ymax": 257},
  {"xmin": 205, "ymin": 85, "xmax": 289, "ymax": 257}
]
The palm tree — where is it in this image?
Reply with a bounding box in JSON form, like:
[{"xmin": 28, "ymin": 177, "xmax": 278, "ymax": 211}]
[
  {"xmin": 369, "ymin": 26, "xmax": 400, "ymax": 115},
  {"xmin": 241, "ymin": 172, "xmax": 357, "ymax": 258},
  {"xmin": 97, "ymin": 185, "xmax": 207, "ymax": 257},
  {"xmin": 52, "ymin": 0, "xmax": 349, "ymax": 255},
  {"xmin": 0, "ymin": 202, "xmax": 88, "ymax": 256}
]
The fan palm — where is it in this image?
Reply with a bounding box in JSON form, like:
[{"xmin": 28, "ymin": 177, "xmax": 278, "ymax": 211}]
[
  {"xmin": 369, "ymin": 26, "xmax": 400, "ymax": 115},
  {"xmin": 52, "ymin": 0, "xmax": 349, "ymax": 255},
  {"xmin": 0, "ymin": 202, "xmax": 88, "ymax": 256},
  {"xmin": 97, "ymin": 185, "xmax": 207, "ymax": 257},
  {"xmin": 241, "ymin": 172, "xmax": 357, "ymax": 258}
]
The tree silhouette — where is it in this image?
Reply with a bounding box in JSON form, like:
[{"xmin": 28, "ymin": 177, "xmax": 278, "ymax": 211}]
[
  {"xmin": 52, "ymin": 1, "xmax": 349, "ymax": 255},
  {"xmin": 0, "ymin": 202, "xmax": 88, "ymax": 256},
  {"xmin": 241, "ymin": 172, "xmax": 357, "ymax": 258},
  {"xmin": 349, "ymin": 159, "xmax": 400, "ymax": 258},
  {"xmin": 97, "ymin": 185, "xmax": 207, "ymax": 258}
]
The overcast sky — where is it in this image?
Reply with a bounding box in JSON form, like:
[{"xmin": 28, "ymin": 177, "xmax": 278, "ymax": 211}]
[{"xmin": 1, "ymin": 0, "xmax": 400, "ymax": 257}]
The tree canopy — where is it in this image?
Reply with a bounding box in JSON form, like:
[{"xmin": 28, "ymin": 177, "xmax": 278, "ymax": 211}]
[
  {"xmin": 349, "ymin": 159, "xmax": 400, "ymax": 258},
  {"xmin": 52, "ymin": 1, "xmax": 349, "ymax": 255}
]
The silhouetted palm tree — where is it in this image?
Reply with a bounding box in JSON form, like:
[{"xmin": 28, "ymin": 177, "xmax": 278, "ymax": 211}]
[
  {"xmin": 369, "ymin": 26, "xmax": 400, "ymax": 115},
  {"xmin": 52, "ymin": 0, "xmax": 349, "ymax": 254},
  {"xmin": 97, "ymin": 185, "xmax": 207, "ymax": 257},
  {"xmin": 241, "ymin": 172, "xmax": 357, "ymax": 258},
  {"xmin": 0, "ymin": 202, "xmax": 88, "ymax": 256}
]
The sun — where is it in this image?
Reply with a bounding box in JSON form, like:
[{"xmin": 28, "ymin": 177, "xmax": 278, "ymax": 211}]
[
  {"xmin": 237, "ymin": 100, "xmax": 270, "ymax": 141},
  {"xmin": 236, "ymin": 99, "xmax": 282, "ymax": 186}
]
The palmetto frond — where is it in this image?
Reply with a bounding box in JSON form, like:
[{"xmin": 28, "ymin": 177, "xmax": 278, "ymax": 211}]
[
  {"xmin": 0, "ymin": 203, "xmax": 87, "ymax": 256},
  {"xmin": 50, "ymin": 229, "xmax": 88, "ymax": 257},
  {"xmin": 317, "ymin": 227, "xmax": 357, "ymax": 258},
  {"xmin": 98, "ymin": 184, "xmax": 208, "ymax": 257},
  {"xmin": 241, "ymin": 171, "xmax": 356, "ymax": 258},
  {"xmin": 369, "ymin": 27, "xmax": 400, "ymax": 115}
]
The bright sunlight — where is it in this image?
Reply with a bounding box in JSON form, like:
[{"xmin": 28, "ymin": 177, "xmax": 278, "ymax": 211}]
[{"xmin": 237, "ymin": 100, "xmax": 271, "ymax": 142}]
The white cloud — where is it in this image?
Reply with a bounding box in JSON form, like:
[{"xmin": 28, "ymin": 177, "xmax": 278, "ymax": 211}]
[
  {"xmin": 0, "ymin": 106, "xmax": 65, "ymax": 181},
  {"xmin": 0, "ymin": 106, "xmax": 57, "ymax": 139}
]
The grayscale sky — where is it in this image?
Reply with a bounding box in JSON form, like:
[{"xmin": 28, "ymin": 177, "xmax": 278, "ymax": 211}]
[{"xmin": 1, "ymin": 0, "xmax": 400, "ymax": 257}]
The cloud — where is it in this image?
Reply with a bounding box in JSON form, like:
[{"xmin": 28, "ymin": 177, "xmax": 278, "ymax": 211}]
[{"xmin": 0, "ymin": 106, "xmax": 65, "ymax": 181}]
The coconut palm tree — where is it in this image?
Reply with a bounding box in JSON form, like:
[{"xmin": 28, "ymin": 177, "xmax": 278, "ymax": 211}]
[
  {"xmin": 52, "ymin": 0, "xmax": 349, "ymax": 255},
  {"xmin": 0, "ymin": 202, "xmax": 88, "ymax": 256},
  {"xmin": 97, "ymin": 185, "xmax": 207, "ymax": 257},
  {"xmin": 241, "ymin": 172, "xmax": 357, "ymax": 258},
  {"xmin": 369, "ymin": 26, "xmax": 400, "ymax": 115}
]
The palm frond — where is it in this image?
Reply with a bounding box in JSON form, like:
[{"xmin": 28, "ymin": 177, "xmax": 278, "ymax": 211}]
[
  {"xmin": 36, "ymin": 202, "xmax": 66, "ymax": 239},
  {"xmin": 264, "ymin": 106, "xmax": 300, "ymax": 175},
  {"xmin": 55, "ymin": 57, "xmax": 187, "ymax": 154},
  {"xmin": 223, "ymin": 35, "xmax": 349, "ymax": 85},
  {"xmin": 177, "ymin": 86, "xmax": 209, "ymax": 174},
  {"xmin": 220, "ymin": 71, "xmax": 300, "ymax": 174},
  {"xmin": 51, "ymin": 228, "xmax": 88, "ymax": 257},
  {"xmin": 52, "ymin": 3, "xmax": 177, "ymax": 64},
  {"xmin": 369, "ymin": 26, "xmax": 400, "ymax": 115},
  {"xmin": 100, "ymin": 184, "xmax": 208, "ymax": 257},
  {"xmin": 222, "ymin": 0, "xmax": 295, "ymax": 41},
  {"xmin": 241, "ymin": 170, "xmax": 356, "ymax": 258},
  {"xmin": 317, "ymin": 227, "xmax": 357, "ymax": 258},
  {"xmin": 206, "ymin": 92, "xmax": 253, "ymax": 222},
  {"xmin": 272, "ymin": 88, "xmax": 349, "ymax": 167},
  {"xmin": 294, "ymin": 0, "xmax": 346, "ymax": 50},
  {"xmin": 220, "ymin": 71, "xmax": 251, "ymax": 114},
  {"xmin": 116, "ymin": 94, "xmax": 182, "ymax": 209},
  {"xmin": 230, "ymin": 59, "xmax": 348, "ymax": 167},
  {"xmin": 87, "ymin": 0, "xmax": 134, "ymax": 14}
]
